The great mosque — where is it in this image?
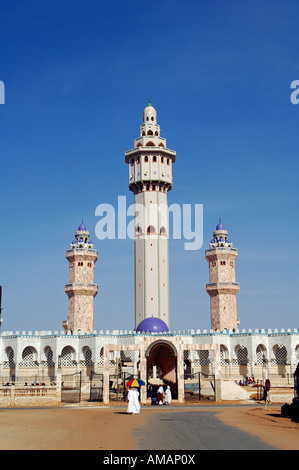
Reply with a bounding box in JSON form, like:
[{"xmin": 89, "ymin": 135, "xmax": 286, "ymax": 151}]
[{"xmin": 0, "ymin": 102, "xmax": 298, "ymax": 404}]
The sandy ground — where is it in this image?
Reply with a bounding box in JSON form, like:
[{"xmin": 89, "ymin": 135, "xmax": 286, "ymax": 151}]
[
  {"xmin": 214, "ymin": 405, "xmax": 299, "ymax": 450},
  {"xmin": 0, "ymin": 402, "xmax": 298, "ymax": 450}
]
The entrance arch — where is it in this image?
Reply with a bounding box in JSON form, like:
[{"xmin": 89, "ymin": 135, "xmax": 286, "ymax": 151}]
[{"xmin": 146, "ymin": 340, "xmax": 177, "ymax": 397}]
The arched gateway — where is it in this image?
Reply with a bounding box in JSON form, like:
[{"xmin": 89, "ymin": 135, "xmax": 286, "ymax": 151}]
[
  {"xmin": 102, "ymin": 337, "xmax": 222, "ymax": 404},
  {"xmin": 146, "ymin": 340, "xmax": 178, "ymax": 398}
]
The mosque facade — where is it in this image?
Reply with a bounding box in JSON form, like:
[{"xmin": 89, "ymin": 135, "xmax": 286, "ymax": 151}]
[{"xmin": 0, "ymin": 102, "xmax": 298, "ymax": 403}]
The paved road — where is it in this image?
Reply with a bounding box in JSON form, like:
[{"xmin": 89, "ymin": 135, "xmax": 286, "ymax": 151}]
[{"xmin": 135, "ymin": 407, "xmax": 277, "ymax": 450}]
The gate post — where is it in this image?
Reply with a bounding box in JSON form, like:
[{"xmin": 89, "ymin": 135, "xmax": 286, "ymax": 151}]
[
  {"xmin": 139, "ymin": 343, "xmax": 147, "ymax": 405},
  {"xmin": 78, "ymin": 371, "xmax": 82, "ymax": 403},
  {"xmin": 10, "ymin": 385, "xmax": 15, "ymax": 407},
  {"xmin": 56, "ymin": 370, "xmax": 62, "ymax": 404},
  {"xmin": 177, "ymin": 345, "xmax": 184, "ymax": 403},
  {"xmin": 103, "ymin": 346, "xmax": 110, "ymax": 404},
  {"xmin": 214, "ymin": 345, "xmax": 222, "ymax": 403}
]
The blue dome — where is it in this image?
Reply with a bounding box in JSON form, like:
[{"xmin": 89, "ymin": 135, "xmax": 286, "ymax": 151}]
[
  {"xmin": 219, "ymin": 236, "xmax": 225, "ymax": 242},
  {"xmin": 78, "ymin": 223, "xmax": 87, "ymax": 231},
  {"xmin": 89, "ymin": 239, "xmax": 93, "ymax": 244},
  {"xmin": 79, "ymin": 237, "xmax": 84, "ymax": 242},
  {"xmin": 136, "ymin": 316, "xmax": 169, "ymax": 333},
  {"xmin": 72, "ymin": 240, "xmax": 76, "ymax": 244},
  {"xmin": 216, "ymin": 222, "xmax": 224, "ymax": 230},
  {"xmin": 227, "ymin": 239, "xmax": 231, "ymax": 243}
]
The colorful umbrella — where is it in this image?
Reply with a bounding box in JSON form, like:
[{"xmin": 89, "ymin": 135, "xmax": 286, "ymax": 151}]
[{"xmin": 126, "ymin": 378, "xmax": 145, "ymax": 387}]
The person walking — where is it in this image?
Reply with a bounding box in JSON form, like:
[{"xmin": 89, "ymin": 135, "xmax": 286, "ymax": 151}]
[{"xmin": 127, "ymin": 387, "xmax": 140, "ymax": 415}]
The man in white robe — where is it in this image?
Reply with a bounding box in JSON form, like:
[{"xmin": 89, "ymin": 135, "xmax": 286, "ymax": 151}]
[
  {"xmin": 165, "ymin": 385, "xmax": 172, "ymax": 405},
  {"xmin": 127, "ymin": 388, "xmax": 140, "ymax": 414}
]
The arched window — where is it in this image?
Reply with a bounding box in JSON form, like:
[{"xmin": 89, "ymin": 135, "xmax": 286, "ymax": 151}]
[
  {"xmin": 61, "ymin": 346, "xmax": 76, "ymax": 367},
  {"xmin": 235, "ymin": 345, "xmax": 249, "ymax": 365},
  {"xmin": 151, "ymin": 116, "xmax": 154, "ymax": 121},
  {"xmin": 4, "ymin": 347, "xmax": 15, "ymax": 368},
  {"xmin": 135, "ymin": 226, "xmax": 142, "ymax": 236},
  {"xmin": 99, "ymin": 347, "xmax": 104, "ymax": 366},
  {"xmin": 43, "ymin": 346, "xmax": 55, "ymax": 367},
  {"xmin": 20, "ymin": 346, "xmax": 38, "ymax": 368},
  {"xmin": 220, "ymin": 345, "xmax": 229, "ymax": 365},
  {"xmin": 159, "ymin": 143, "xmax": 165, "ymax": 147},
  {"xmin": 273, "ymin": 344, "xmax": 287, "ymax": 365},
  {"xmin": 160, "ymin": 226, "xmax": 167, "ymax": 236},
  {"xmin": 147, "ymin": 225, "xmax": 156, "ymax": 235},
  {"xmin": 146, "ymin": 141, "xmax": 155, "ymax": 147},
  {"xmin": 144, "ymin": 156, "xmax": 149, "ymax": 162},
  {"xmin": 153, "ymin": 156, "xmax": 157, "ymax": 162},
  {"xmin": 82, "ymin": 346, "xmax": 93, "ymax": 367},
  {"xmin": 197, "ymin": 350, "xmax": 210, "ymax": 366},
  {"xmin": 130, "ymin": 158, "xmax": 134, "ymax": 166},
  {"xmin": 147, "ymin": 130, "xmax": 153, "ymax": 136},
  {"xmin": 256, "ymin": 344, "xmax": 267, "ymax": 365}
]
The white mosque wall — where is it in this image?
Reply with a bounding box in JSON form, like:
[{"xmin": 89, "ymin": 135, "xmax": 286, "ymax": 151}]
[{"xmin": 0, "ymin": 329, "xmax": 298, "ymax": 384}]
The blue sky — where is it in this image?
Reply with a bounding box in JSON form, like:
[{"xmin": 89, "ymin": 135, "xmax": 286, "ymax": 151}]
[{"xmin": 0, "ymin": 0, "xmax": 298, "ymax": 333}]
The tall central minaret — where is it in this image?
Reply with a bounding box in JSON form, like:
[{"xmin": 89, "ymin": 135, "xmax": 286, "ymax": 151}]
[{"xmin": 125, "ymin": 101, "xmax": 176, "ymax": 331}]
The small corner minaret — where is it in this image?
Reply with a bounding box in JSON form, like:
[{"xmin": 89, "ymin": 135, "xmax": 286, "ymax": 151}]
[
  {"xmin": 63, "ymin": 221, "xmax": 98, "ymax": 334},
  {"xmin": 125, "ymin": 100, "xmax": 176, "ymax": 332},
  {"xmin": 205, "ymin": 219, "xmax": 240, "ymax": 332}
]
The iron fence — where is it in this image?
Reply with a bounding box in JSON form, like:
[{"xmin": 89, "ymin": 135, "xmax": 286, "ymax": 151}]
[
  {"xmin": 90, "ymin": 371, "xmax": 103, "ymax": 402},
  {"xmin": 184, "ymin": 372, "xmax": 215, "ymax": 401},
  {"xmin": 61, "ymin": 371, "xmax": 82, "ymax": 403}
]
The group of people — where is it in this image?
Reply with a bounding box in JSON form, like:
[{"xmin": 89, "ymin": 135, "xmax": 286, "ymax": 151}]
[
  {"xmin": 127, "ymin": 383, "xmax": 172, "ymax": 414},
  {"xmin": 148, "ymin": 383, "xmax": 172, "ymax": 406},
  {"xmin": 238, "ymin": 376, "xmax": 255, "ymax": 386},
  {"xmin": 156, "ymin": 384, "xmax": 172, "ymax": 406}
]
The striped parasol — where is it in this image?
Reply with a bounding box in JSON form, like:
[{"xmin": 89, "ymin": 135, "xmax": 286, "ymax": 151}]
[{"xmin": 127, "ymin": 379, "xmax": 145, "ymax": 387}]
